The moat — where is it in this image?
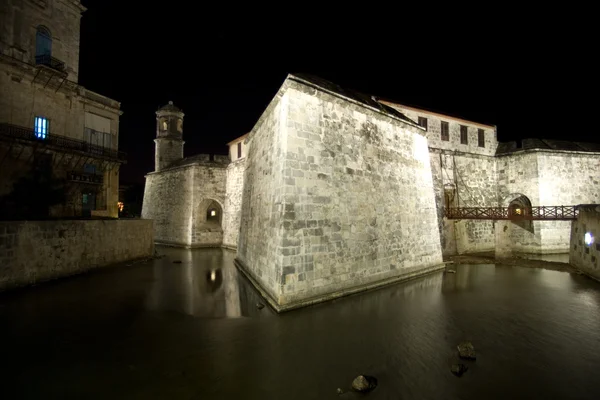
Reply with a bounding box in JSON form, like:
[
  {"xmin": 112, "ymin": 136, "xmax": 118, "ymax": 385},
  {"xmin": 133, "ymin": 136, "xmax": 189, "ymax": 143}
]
[{"xmin": 1, "ymin": 247, "xmax": 600, "ymax": 400}]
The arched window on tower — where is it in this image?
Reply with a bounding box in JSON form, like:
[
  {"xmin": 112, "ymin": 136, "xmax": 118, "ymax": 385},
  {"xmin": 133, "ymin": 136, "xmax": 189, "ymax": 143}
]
[{"xmin": 35, "ymin": 26, "xmax": 52, "ymax": 64}]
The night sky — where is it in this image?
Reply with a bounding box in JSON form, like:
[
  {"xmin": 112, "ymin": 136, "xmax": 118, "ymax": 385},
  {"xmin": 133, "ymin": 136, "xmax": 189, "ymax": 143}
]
[{"xmin": 77, "ymin": 2, "xmax": 595, "ymax": 185}]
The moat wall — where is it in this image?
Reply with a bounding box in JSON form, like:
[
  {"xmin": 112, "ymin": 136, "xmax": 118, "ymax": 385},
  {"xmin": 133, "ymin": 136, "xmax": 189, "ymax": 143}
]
[
  {"xmin": 236, "ymin": 75, "xmax": 444, "ymax": 310},
  {"xmin": 0, "ymin": 219, "xmax": 154, "ymax": 291},
  {"xmin": 570, "ymin": 205, "xmax": 600, "ymax": 280}
]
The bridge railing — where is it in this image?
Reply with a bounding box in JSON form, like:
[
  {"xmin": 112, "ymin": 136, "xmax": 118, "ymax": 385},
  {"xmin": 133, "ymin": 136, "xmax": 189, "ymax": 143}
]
[{"xmin": 445, "ymin": 206, "xmax": 579, "ymax": 220}]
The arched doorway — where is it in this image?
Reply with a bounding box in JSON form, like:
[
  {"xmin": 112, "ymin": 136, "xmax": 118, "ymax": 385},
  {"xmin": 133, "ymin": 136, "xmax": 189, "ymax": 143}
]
[
  {"xmin": 192, "ymin": 198, "xmax": 224, "ymax": 247},
  {"xmin": 508, "ymin": 194, "xmax": 534, "ymax": 233},
  {"xmin": 496, "ymin": 193, "xmax": 539, "ymax": 257}
]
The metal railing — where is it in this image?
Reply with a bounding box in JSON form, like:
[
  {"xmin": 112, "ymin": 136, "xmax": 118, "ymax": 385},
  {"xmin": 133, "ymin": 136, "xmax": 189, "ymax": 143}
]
[
  {"xmin": 69, "ymin": 172, "xmax": 103, "ymax": 184},
  {"xmin": 0, "ymin": 123, "xmax": 127, "ymax": 162},
  {"xmin": 35, "ymin": 54, "xmax": 66, "ymax": 71},
  {"xmin": 445, "ymin": 206, "xmax": 579, "ymax": 220}
]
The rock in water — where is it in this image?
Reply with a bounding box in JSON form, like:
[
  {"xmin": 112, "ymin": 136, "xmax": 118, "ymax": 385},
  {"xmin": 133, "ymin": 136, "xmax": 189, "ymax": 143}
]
[
  {"xmin": 336, "ymin": 388, "xmax": 343, "ymax": 395},
  {"xmin": 256, "ymin": 303, "xmax": 264, "ymax": 310},
  {"xmin": 450, "ymin": 363, "xmax": 468, "ymax": 377},
  {"xmin": 457, "ymin": 341, "xmax": 476, "ymax": 360},
  {"xmin": 351, "ymin": 375, "xmax": 378, "ymax": 393},
  {"xmin": 172, "ymin": 260, "xmax": 182, "ymax": 264},
  {"xmin": 446, "ymin": 269, "xmax": 456, "ymax": 273}
]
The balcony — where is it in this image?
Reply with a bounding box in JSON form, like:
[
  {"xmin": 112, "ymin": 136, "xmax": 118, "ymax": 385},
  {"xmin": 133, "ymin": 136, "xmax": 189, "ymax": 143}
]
[
  {"xmin": 35, "ymin": 54, "xmax": 66, "ymax": 72},
  {"xmin": 0, "ymin": 123, "xmax": 127, "ymax": 163}
]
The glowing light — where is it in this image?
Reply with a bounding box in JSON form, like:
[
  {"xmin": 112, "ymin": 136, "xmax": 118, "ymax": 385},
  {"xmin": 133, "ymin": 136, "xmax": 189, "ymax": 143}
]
[
  {"xmin": 118, "ymin": 201, "xmax": 124, "ymax": 212},
  {"xmin": 515, "ymin": 208, "xmax": 522, "ymax": 215},
  {"xmin": 412, "ymin": 135, "xmax": 430, "ymax": 164},
  {"xmin": 210, "ymin": 210, "xmax": 216, "ymax": 217},
  {"xmin": 584, "ymin": 232, "xmax": 594, "ymax": 246},
  {"xmin": 210, "ymin": 270, "xmax": 216, "ymax": 281}
]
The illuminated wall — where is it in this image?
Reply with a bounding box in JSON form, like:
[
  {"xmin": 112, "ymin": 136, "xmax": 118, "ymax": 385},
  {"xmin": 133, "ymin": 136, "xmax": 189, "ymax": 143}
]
[
  {"xmin": 538, "ymin": 153, "xmax": 600, "ymax": 253},
  {"xmin": 236, "ymin": 75, "xmax": 444, "ymax": 310},
  {"xmin": 222, "ymin": 157, "xmax": 246, "ymax": 249},
  {"xmin": 496, "ymin": 151, "xmax": 600, "ymax": 254},
  {"xmin": 385, "ymin": 103, "xmax": 498, "ymax": 256},
  {"xmin": 570, "ymin": 205, "xmax": 600, "ymax": 280},
  {"xmin": 142, "ymin": 162, "xmax": 227, "ymax": 247}
]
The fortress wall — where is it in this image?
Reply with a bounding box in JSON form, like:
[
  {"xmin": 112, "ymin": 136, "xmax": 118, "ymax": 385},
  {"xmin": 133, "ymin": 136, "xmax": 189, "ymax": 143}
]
[{"xmin": 237, "ymin": 76, "xmax": 444, "ymax": 311}]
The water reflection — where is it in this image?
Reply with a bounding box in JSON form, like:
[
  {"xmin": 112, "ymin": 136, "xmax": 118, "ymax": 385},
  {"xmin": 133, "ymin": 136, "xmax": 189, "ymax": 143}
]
[
  {"xmin": 441, "ymin": 264, "xmax": 486, "ymax": 292},
  {"xmin": 2, "ymin": 247, "xmax": 600, "ymax": 399},
  {"xmin": 146, "ymin": 247, "xmax": 272, "ymax": 319},
  {"xmin": 517, "ymin": 253, "xmax": 570, "ymax": 263}
]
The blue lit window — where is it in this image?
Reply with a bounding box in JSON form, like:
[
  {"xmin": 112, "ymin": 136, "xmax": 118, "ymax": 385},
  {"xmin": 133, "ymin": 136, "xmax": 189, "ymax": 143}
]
[{"xmin": 34, "ymin": 117, "xmax": 48, "ymax": 139}]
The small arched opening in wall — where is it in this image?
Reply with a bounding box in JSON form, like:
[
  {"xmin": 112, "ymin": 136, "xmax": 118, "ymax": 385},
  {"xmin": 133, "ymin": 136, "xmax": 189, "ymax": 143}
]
[
  {"xmin": 503, "ymin": 193, "xmax": 534, "ymax": 234},
  {"xmin": 192, "ymin": 198, "xmax": 224, "ymax": 247},
  {"xmin": 205, "ymin": 200, "xmax": 223, "ymax": 227}
]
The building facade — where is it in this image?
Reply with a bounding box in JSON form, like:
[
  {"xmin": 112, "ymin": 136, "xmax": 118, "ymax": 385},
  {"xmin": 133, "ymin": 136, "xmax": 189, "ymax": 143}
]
[{"xmin": 0, "ymin": 0, "xmax": 124, "ymax": 219}]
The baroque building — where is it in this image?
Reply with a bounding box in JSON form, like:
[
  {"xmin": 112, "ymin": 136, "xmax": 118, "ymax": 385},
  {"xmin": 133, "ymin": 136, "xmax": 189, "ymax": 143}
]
[
  {"xmin": 0, "ymin": 0, "xmax": 124, "ymax": 218},
  {"xmin": 142, "ymin": 73, "xmax": 600, "ymax": 311}
]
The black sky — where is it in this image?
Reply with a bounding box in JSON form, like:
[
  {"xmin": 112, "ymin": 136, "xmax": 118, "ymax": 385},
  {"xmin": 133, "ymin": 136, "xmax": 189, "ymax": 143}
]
[{"xmin": 77, "ymin": 2, "xmax": 596, "ymax": 184}]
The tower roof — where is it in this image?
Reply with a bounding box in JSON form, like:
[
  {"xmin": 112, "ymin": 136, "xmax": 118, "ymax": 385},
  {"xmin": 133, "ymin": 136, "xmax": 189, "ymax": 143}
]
[{"xmin": 158, "ymin": 100, "xmax": 182, "ymax": 113}]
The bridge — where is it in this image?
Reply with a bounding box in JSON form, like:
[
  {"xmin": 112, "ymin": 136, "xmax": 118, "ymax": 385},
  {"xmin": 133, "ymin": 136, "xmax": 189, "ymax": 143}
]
[{"xmin": 445, "ymin": 205, "xmax": 579, "ymax": 220}]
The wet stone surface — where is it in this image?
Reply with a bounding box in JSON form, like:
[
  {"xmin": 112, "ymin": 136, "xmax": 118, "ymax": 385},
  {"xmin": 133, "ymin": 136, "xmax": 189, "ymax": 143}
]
[{"xmin": 1, "ymin": 247, "xmax": 600, "ymax": 399}]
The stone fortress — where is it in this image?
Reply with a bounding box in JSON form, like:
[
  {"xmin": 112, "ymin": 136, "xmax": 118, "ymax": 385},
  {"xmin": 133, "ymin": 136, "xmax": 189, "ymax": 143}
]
[{"xmin": 142, "ymin": 73, "xmax": 600, "ymax": 311}]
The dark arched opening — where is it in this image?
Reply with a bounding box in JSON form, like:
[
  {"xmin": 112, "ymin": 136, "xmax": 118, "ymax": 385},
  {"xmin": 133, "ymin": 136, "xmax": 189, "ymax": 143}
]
[
  {"xmin": 206, "ymin": 200, "xmax": 222, "ymax": 225},
  {"xmin": 508, "ymin": 195, "xmax": 534, "ymax": 233}
]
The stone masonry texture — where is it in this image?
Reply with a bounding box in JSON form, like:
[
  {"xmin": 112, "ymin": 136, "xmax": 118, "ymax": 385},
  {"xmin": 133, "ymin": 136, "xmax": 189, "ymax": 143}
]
[
  {"xmin": 222, "ymin": 158, "xmax": 246, "ymax": 249},
  {"xmin": 0, "ymin": 219, "xmax": 154, "ymax": 291},
  {"xmin": 386, "ymin": 104, "xmax": 499, "ymax": 256},
  {"xmin": 496, "ymin": 151, "xmax": 600, "ymax": 254},
  {"xmin": 236, "ymin": 76, "xmax": 443, "ymax": 308},
  {"xmin": 570, "ymin": 205, "xmax": 600, "ymax": 280},
  {"xmin": 142, "ymin": 162, "xmax": 227, "ymax": 248},
  {"xmin": 141, "ymin": 74, "xmax": 600, "ymax": 310}
]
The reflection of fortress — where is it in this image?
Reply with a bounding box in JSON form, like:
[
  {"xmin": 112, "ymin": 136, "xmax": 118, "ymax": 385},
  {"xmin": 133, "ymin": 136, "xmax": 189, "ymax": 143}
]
[
  {"xmin": 142, "ymin": 74, "xmax": 600, "ymax": 311},
  {"xmin": 145, "ymin": 248, "xmax": 265, "ymax": 318}
]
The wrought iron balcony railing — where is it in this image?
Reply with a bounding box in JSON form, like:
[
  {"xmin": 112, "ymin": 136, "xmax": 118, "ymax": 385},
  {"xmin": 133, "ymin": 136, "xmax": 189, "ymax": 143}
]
[
  {"xmin": 0, "ymin": 123, "xmax": 127, "ymax": 162},
  {"xmin": 69, "ymin": 172, "xmax": 104, "ymax": 184},
  {"xmin": 445, "ymin": 206, "xmax": 579, "ymax": 220},
  {"xmin": 35, "ymin": 54, "xmax": 66, "ymax": 71}
]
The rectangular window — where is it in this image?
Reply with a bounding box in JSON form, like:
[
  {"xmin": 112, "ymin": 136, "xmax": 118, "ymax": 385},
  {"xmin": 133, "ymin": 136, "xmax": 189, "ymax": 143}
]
[
  {"xmin": 34, "ymin": 116, "xmax": 48, "ymax": 139},
  {"xmin": 441, "ymin": 121, "xmax": 449, "ymax": 141},
  {"xmin": 478, "ymin": 129, "xmax": 485, "ymax": 147},
  {"xmin": 418, "ymin": 116, "xmax": 428, "ymax": 130},
  {"xmin": 237, "ymin": 142, "xmax": 242, "ymax": 159},
  {"xmin": 460, "ymin": 125, "xmax": 468, "ymax": 145},
  {"xmin": 84, "ymin": 112, "xmax": 113, "ymax": 149}
]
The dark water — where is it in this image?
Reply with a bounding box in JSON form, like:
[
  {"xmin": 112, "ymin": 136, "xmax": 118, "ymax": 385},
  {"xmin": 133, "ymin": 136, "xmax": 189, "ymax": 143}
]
[{"xmin": 1, "ymin": 247, "xmax": 600, "ymax": 399}]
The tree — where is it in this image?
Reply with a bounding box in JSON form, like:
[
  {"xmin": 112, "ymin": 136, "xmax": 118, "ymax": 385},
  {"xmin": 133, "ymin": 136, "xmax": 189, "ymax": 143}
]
[{"xmin": 0, "ymin": 162, "xmax": 66, "ymax": 220}]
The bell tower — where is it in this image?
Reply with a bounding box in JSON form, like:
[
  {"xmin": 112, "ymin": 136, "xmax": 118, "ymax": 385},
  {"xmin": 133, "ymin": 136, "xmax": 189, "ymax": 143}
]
[{"xmin": 154, "ymin": 101, "xmax": 185, "ymax": 171}]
